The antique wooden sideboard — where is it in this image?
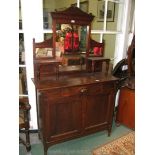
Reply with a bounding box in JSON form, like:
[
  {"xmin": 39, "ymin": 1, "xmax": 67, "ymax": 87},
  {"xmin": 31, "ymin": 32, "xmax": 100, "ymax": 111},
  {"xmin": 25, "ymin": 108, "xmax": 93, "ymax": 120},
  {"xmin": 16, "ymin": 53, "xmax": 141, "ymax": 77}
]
[
  {"xmin": 32, "ymin": 6, "xmax": 119, "ymax": 155},
  {"xmin": 33, "ymin": 73, "xmax": 118, "ymax": 155}
]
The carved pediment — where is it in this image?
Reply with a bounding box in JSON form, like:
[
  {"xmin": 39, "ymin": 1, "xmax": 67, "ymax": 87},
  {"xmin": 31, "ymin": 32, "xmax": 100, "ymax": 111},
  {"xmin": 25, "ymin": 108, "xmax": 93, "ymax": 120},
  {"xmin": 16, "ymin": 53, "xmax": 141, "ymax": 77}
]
[{"xmin": 51, "ymin": 6, "xmax": 94, "ymax": 24}]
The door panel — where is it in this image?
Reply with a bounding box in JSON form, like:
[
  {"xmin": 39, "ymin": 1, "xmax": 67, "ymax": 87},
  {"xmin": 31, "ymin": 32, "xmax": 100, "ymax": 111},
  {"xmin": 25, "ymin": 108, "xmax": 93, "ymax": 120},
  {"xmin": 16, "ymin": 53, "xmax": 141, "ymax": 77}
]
[
  {"xmin": 45, "ymin": 96, "xmax": 82, "ymax": 142},
  {"xmin": 84, "ymin": 83, "xmax": 115, "ymax": 133},
  {"xmin": 84, "ymin": 93, "xmax": 109, "ymax": 131}
]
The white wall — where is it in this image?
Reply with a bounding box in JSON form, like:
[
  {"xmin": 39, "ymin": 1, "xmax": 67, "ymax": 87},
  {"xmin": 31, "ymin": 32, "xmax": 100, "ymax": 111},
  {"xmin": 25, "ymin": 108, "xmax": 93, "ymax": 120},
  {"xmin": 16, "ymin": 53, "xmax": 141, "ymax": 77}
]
[{"xmin": 21, "ymin": 0, "xmax": 44, "ymax": 129}]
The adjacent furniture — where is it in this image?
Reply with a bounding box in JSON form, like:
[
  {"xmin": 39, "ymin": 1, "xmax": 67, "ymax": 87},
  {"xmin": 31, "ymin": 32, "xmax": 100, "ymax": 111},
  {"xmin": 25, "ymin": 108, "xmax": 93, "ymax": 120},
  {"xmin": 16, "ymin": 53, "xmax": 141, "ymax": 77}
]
[
  {"xmin": 116, "ymin": 87, "xmax": 135, "ymax": 129},
  {"xmin": 115, "ymin": 35, "xmax": 135, "ymax": 129},
  {"xmin": 19, "ymin": 97, "xmax": 31, "ymax": 151}
]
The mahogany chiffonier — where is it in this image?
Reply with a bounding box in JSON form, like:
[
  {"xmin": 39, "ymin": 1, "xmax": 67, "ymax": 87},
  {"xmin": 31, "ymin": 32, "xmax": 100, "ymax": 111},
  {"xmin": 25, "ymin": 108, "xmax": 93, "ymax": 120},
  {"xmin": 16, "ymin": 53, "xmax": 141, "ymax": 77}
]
[{"xmin": 32, "ymin": 6, "xmax": 119, "ymax": 155}]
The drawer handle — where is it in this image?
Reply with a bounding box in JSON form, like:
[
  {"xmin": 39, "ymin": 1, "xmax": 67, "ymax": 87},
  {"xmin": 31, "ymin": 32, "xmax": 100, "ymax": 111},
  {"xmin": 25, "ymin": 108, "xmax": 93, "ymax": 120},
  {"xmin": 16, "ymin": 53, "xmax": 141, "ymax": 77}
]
[{"xmin": 80, "ymin": 88, "xmax": 87, "ymax": 93}]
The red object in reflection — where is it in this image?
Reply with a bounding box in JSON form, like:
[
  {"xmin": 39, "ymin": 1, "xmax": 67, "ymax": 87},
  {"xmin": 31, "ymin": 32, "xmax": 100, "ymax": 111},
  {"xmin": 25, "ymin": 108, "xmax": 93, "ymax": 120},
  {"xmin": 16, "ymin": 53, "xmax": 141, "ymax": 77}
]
[
  {"xmin": 73, "ymin": 32, "xmax": 79, "ymax": 50},
  {"xmin": 93, "ymin": 47, "xmax": 101, "ymax": 55},
  {"xmin": 64, "ymin": 32, "xmax": 72, "ymax": 51}
]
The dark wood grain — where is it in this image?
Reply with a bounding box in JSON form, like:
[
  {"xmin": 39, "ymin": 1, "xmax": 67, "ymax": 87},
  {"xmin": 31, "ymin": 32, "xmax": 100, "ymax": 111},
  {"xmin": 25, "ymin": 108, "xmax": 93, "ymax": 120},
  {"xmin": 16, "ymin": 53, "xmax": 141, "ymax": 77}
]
[{"xmin": 34, "ymin": 72, "xmax": 119, "ymax": 155}]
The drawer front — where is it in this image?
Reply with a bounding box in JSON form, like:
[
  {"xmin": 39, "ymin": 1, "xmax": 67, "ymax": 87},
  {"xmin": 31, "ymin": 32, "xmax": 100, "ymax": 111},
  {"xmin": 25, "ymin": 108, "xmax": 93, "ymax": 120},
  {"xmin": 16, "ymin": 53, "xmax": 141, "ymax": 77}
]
[
  {"xmin": 87, "ymin": 82, "xmax": 115, "ymax": 95},
  {"xmin": 61, "ymin": 86, "xmax": 87, "ymax": 97},
  {"xmin": 42, "ymin": 82, "xmax": 115, "ymax": 99},
  {"xmin": 44, "ymin": 89, "xmax": 61, "ymax": 99},
  {"xmin": 43, "ymin": 86, "xmax": 87, "ymax": 99},
  {"xmin": 86, "ymin": 84, "xmax": 103, "ymax": 95},
  {"xmin": 102, "ymin": 82, "xmax": 115, "ymax": 92}
]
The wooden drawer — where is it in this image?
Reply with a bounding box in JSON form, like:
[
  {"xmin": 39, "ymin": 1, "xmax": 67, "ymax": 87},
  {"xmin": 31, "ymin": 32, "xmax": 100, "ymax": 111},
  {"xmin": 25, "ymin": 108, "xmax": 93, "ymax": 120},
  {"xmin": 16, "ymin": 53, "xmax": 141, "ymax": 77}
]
[
  {"xmin": 61, "ymin": 86, "xmax": 86, "ymax": 97},
  {"xmin": 87, "ymin": 82, "xmax": 114, "ymax": 95},
  {"xmin": 43, "ymin": 82, "xmax": 115, "ymax": 99},
  {"xmin": 102, "ymin": 82, "xmax": 114, "ymax": 92},
  {"xmin": 61, "ymin": 83, "xmax": 109, "ymax": 96},
  {"xmin": 87, "ymin": 84, "xmax": 103, "ymax": 95},
  {"xmin": 43, "ymin": 86, "xmax": 87, "ymax": 99},
  {"xmin": 43, "ymin": 89, "xmax": 61, "ymax": 99}
]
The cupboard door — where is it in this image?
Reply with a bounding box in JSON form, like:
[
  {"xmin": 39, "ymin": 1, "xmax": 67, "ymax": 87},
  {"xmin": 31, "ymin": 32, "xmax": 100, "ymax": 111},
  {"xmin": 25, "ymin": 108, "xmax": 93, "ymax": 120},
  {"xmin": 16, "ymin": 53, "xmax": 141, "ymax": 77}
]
[
  {"xmin": 84, "ymin": 84, "xmax": 115, "ymax": 133},
  {"xmin": 44, "ymin": 95, "xmax": 82, "ymax": 142}
]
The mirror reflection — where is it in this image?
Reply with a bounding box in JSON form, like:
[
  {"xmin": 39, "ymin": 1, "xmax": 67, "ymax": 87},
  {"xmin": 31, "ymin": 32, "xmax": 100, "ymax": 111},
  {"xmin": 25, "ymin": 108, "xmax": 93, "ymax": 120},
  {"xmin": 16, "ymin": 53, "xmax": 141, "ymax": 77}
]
[
  {"xmin": 55, "ymin": 24, "xmax": 87, "ymax": 68},
  {"xmin": 56, "ymin": 24, "xmax": 87, "ymax": 55}
]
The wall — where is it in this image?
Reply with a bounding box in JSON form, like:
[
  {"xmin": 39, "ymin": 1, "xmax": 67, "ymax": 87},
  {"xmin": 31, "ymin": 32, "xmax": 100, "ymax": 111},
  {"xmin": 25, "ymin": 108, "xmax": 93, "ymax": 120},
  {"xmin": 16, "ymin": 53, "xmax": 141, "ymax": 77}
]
[
  {"xmin": 44, "ymin": 0, "xmax": 76, "ymax": 11},
  {"xmin": 43, "ymin": 0, "xmax": 55, "ymax": 11},
  {"xmin": 55, "ymin": 0, "xmax": 76, "ymax": 9}
]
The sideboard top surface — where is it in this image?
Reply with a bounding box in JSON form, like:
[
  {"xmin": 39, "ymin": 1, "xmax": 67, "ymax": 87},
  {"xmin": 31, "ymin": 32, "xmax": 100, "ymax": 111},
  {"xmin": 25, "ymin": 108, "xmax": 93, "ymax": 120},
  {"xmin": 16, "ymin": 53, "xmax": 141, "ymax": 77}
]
[{"xmin": 33, "ymin": 72, "xmax": 118, "ymax": 91}]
